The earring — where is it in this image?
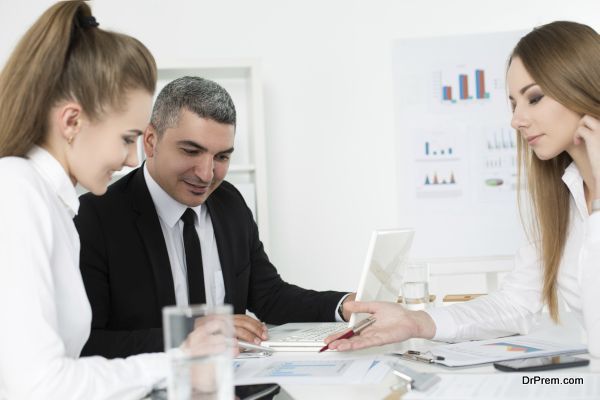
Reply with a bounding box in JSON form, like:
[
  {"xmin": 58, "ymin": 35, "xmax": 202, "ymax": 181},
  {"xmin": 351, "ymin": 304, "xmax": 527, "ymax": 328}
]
[{"xmin": 67, "ymin": 136, "xmax": 74, "ymax": 145}]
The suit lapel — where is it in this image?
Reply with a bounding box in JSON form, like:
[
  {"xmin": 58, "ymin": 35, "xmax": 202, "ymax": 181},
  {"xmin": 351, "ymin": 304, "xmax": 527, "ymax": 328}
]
[
  {"xmin": 206, "ymin": 196, "xmax": 235, "ymax": 306},
  {"xmin": 130, "ymin": 168, "xmax": 176, "ymax": 308}
]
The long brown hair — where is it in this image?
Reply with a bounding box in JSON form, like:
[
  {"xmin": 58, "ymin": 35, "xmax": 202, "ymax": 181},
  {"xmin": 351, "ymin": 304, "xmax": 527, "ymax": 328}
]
[
  {"xmin": 0, "ymin": 1, "xmax": 157, "ymax": 157},
  {"xmin": 510, "ymin": 21, "xmax": 600, "ymax": 321}
]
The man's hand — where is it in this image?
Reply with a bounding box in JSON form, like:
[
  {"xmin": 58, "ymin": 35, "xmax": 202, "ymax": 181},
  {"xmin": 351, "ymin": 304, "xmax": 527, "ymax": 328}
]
[
  {"xmin": 341, "ymin": 293, "xmax": 357, "ymax": 322},
  {"xmin": 324, "ymin": 301, "xmax": 436, "ymax": 351},
  {"xmin": 184, "ymin": 316, "xmax": 239, "ymax": 392},
  {"xmin": 183, "ymin": 315, "xmax": 238, "ymax": 357},
  {"xmin": 234, "ymin": 314, "xmax": 268, "ymax": 344}
]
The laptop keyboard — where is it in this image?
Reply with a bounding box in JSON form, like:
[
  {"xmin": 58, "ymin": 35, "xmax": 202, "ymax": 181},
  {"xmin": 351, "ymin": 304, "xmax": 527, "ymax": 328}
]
[{"xmin": 277, "ymin": 322, "xmax": 347, "ymax": 342}]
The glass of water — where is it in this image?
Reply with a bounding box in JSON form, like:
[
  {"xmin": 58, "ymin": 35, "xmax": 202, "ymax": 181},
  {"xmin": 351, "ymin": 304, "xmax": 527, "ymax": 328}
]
[
  {"xmin": 163, "ymin": 304, "xmax": 234, "ymax": 400},
  {"xmin": 401, "ymin": 262, "xmax": 430, "ymax": 311}
]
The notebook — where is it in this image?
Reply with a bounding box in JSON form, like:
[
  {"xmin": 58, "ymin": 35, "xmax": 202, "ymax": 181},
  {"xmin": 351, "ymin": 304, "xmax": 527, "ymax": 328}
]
[{"xmin": 261, "ymin": 228, "xmax": 415, "ymax": 351}]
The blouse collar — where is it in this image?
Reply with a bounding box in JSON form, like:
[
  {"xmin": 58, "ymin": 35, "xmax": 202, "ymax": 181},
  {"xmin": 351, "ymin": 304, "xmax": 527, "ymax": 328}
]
[{"xmin": 27, "ymin": 145, "xmax": 79, "ymax": 217}]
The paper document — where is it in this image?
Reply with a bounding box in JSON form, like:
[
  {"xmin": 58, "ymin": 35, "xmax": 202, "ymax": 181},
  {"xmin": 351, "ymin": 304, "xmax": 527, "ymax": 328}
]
[
  {"xmin": 234, "ymin": 357, "xmax": 390, "ymax": 385},
  {"xmin": 395, "ymin": 335, "xmax": 586, "ymax": 367},
  {"xmin": 403, "ymin": 373, "xmax": 599, "ymax": 399}
]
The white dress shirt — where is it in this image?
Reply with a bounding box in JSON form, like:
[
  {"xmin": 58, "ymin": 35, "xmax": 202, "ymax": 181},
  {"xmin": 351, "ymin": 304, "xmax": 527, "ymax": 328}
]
[
  {"xmin": 427, "ymin": 162, "xmax": 600, "ymax": 357},
  {"xmin": 144, "ymin": 165, "xmax": 225, "ymax": 307},
  {"xmin": 0, "ymin": 147, "xmax": 167, "ymax": 399},
  {"xmin": 144, "ymin": 165, "xmax": 347, "ymax": 321}
]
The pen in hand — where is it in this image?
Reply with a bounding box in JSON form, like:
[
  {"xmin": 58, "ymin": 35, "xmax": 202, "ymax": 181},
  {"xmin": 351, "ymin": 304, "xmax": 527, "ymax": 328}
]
[{"xmin": 318, "ymin": 316, "xmax": 376, "ymax": 353}]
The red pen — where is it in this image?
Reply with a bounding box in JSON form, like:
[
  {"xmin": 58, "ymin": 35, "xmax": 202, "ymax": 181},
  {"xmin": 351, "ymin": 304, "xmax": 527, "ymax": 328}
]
[{"xmin": 318, "ymin": 316, "xmax": 376, "ymax": 353}]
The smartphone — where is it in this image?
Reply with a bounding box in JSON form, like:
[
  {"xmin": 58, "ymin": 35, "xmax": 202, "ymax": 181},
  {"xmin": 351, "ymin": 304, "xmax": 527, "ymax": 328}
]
[
  {"xmin": 235, "ymin": 383, "xmax": 283, "ymax": 400},
  {"xmin": 150, "ymin": 384, "xmax": 291, "ymax": 400},
  {"xmin": 493, "ymin": 355, "xmax": 589, "ymax": 372}
]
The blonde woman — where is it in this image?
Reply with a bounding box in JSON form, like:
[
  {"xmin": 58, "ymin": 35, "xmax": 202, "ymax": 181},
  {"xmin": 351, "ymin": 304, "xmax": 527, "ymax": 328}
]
[
  {"xmin": 0, "ymin": 2, "xmax": 219, "ymax": 399},
  {"xmin": 326, "ymin": 21, "xmax": 600, "ymax": 357}
]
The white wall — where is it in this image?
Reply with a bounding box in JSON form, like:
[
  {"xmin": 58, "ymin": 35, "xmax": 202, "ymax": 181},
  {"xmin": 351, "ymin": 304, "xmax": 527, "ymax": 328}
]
[{"xmin": 2, "ymin": 0, "xmax": 599, "ymax": 294}]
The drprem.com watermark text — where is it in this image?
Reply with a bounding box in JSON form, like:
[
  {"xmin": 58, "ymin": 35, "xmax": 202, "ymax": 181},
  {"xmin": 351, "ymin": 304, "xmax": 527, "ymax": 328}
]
[{"xmin": 522, "ymin": 376, "xmax": 584, "ymax": 385}]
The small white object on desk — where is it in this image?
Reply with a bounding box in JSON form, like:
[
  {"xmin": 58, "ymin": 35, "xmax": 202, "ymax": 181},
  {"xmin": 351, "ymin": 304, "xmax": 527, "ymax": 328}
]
[{"xmin": 238, "ymin": 340, "xmax": 275, "ymax": 353}]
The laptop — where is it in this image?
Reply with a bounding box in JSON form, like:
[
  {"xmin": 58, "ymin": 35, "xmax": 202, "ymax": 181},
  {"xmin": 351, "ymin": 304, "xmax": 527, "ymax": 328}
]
[{"xmin": 261, "ymin": 228, "xmax": 415, "ymax": 351}]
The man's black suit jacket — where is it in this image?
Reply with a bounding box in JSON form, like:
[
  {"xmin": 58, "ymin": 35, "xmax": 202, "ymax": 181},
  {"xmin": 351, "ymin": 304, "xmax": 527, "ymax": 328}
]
[{"xmin": 74, "ymin": 167, "xmax": 346, "ymax": 358}]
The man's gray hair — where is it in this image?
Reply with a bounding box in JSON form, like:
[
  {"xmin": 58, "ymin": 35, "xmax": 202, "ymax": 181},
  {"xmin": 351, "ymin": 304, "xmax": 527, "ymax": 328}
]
[{"xmin": 150, "ymin": 76, "xmax": 236, "ymax": 135}]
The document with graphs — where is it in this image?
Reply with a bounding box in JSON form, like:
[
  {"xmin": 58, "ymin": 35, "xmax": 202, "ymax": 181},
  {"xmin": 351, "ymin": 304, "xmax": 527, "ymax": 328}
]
[{"xmin": 395, "ymin": 335, "xmax": 586, "ymax": 367}]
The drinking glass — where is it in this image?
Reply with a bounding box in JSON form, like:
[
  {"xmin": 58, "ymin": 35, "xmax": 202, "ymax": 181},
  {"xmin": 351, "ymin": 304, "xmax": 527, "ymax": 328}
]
[
  {"xmin": 163, "ymin": 304, "xmax": 234, "ymax": 400},
  {"xmin": 401, "ymin": 262, "xmax": 430, "ymax": 311}
]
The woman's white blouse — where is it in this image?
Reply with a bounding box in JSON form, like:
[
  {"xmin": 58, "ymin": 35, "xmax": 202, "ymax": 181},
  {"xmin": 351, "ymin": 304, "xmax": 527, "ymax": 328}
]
[
  {"xmin": 0, "ymin": 146, "xmax": 167, "ymax": 399},
  {"xmin": 427, "ymin": 162, "xmax": 600, "ymax": 357}
]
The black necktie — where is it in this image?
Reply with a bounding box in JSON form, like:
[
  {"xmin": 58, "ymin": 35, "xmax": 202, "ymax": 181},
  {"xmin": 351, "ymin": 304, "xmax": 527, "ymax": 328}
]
[{"xmin": 181, "ymin": 208, "xmax": 206, "ymax": 304}]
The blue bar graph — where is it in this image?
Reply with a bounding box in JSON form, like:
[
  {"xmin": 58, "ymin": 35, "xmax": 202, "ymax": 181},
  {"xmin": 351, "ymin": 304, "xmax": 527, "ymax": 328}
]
[
  {"xmin": 442, "ymin": 69, "xmax": 489, "ymax": 102},
  {"xmin": 423, "ymin": 141, "xmax": 454, "ymax": 157}
]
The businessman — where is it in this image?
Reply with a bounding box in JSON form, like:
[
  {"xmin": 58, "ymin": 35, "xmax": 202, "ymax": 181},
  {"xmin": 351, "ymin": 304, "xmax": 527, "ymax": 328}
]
[{"xmin": 75, "ymin": 76, "xmax": 354, "ymax": 358}]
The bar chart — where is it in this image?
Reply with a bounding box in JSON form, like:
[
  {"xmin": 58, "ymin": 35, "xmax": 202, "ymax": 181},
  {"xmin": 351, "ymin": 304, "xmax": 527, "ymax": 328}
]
[
  {"xmin": 417, "ymin": 135, "xmax": 460, "ymax": 161},
  {"xmin": 441, "ymin": 69, "xmax": 490, "ymax": 103},
  {"xmin": 424, "ymin": 141, "xmax": 454, "ymax": 157},
  {"xmin": 487, "ymin": 128, "xmax": 516, "ymax": 150},
  {"xmin": 393, "ymin": 29, "xmax": 527, "ymax": 258},
  {"xmin": 477, "ymin": 126, "xmax": 518, "ymax": 199},
  {"xmin": 415, "ymin": 132, "xmax": 463, "ymax": 198}
]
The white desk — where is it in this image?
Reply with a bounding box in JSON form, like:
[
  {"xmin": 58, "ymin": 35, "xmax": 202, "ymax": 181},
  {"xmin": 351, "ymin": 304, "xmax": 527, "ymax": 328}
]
[
  {"xmin": 276, "ymin": 344, "xmax": 598, "ymax": 399},
  {"xmin": 273, "ymin": 314, "xmax": 599, "ymax": 399},
  {"xmin": 149, "ymin": 314, "xmax": 598, "ymax": 399}
]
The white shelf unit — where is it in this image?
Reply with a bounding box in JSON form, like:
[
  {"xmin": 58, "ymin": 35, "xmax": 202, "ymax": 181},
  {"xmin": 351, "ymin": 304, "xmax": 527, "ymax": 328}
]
[
  {"xmin": 109, "ymin": 60, "xmax": 270, "ymax": 248},
  {"xmin": 414, "ymin": 255, "xmax": 515, "ymax": 306}
]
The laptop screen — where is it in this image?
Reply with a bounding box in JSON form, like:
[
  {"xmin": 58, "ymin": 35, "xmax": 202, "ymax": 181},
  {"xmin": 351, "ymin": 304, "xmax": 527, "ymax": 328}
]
[{"xmin": 349, "ymin": 228, "xmax": 415, "ymax": 325}]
